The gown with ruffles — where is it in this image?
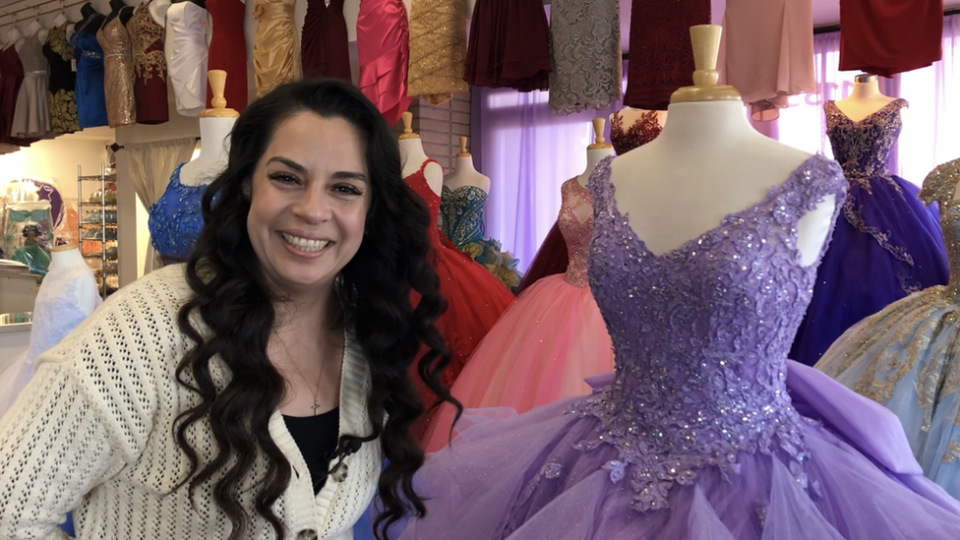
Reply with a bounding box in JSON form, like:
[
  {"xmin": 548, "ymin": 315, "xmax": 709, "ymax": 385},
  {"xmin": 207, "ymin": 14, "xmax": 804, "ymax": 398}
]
[
  {"xmin": 399, "ymin": 154, "xmax": 960, "ymax": 540},
  {"xmin": 357, "ymin": 0, "xmax": 413, "ymax": 125},
  {"xmin": 421, "ymin": 177, "xmax": 613, "ymax": 453},
  {"xmin": 166, "ymin": 1, "xmax": 208, "ymax": 116},
  {"xmin": 790, "ymin": 99, "xmax": 949, "ymax": 366},
  {"xmin": 252, "ymin": 0, "xmax": 300, "ymax": 98},
  {"xmin": 817, "ymin": 157, "xmax": 960, "ymax": 499}
]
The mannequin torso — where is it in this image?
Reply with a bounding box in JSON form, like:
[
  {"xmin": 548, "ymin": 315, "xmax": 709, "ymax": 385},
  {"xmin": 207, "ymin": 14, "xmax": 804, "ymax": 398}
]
[
  {"xmin": 104, "ymin": 0, "xmax": 136, "ymax": 27},
  {"xmin": 179, "ymin": 116, "xmax": 235, "ymax": 186},
  {"xmin": 444, "ymin": 154, "xmax": 490, "ymax": 192},
  {"xmin": 609, "ymin": 100, "xmax": 835, "ymax": 266},
  {"xmin": 578, "ymin": 147, "xmax": 615, "ymax": 188},
  {"xmin": 834, "ymin": 75, "xmax": 899, "ymax": 122},
  {"xmin": 5, "ymin": 27, "xmax": 23, "ymax": 47},
  {"xmin": 24, "ymin": 20, "xmax": 45, "ymax": 43},
  {"xmin": 149, "ymin": 0, "xmax": 173, "ymax": 26},
  {"xmin": 80, "ymin": 4, "xmax": 105, "ymax": 34},
  {"xmin": 399, "ymin": 137, "xmax": 443, "ymax": 195},
  {"xmin": 53, "ymin": 12, "xmax": 69, "ymax": 28}
]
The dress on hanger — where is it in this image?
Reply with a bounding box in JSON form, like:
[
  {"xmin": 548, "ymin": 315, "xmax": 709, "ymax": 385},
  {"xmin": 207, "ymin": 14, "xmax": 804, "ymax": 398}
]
[
  {"xmin": 301, "ymin": 0, "xmax": 351, "ymax": 82},
  {"xmin": 252, "ymin": 0, "xmax": 299, "ymax": 98},
  {"xmin": 623, "ymin": 0, "xmax": 710, "ymax": 111},
  {"xmin": 356, "ymin": 0, "xmax": 413, "ymax": 125},
  {"xmin": 71, "ymin": 15, "xmax": 109, "ymax": 129},
  {"xmin": 98, "ymin": 16, "xmax": 137, "ymax": 127},
  {"xmin": 817, "ymin": 158, "xmax": 960, "ymax": 499},
  {"xmin": 11, "ymin": 33, "xmax": 52, "ymax": 138},
  {"xmin": 406, "ymin": 0, "xmax": 467, "ymax": 105},
  {"xmin": 548, "ymin": 0, "xmax": 621, "ymax": 115},
  {"xmin": 515, "ymin": 111, "xmax": 662, "ymax": 293},
  {"xmin": 464, "ymin": 0, "xmax": 550, "ymax": 92},
  {"xmin": 148, "ymin": 163, "xmax": 207, "ymax": 264},
  {"xmin": 399, "ymin": 154, "xmax": 960, "ymax": 540},
  {"xmin": 126, "ymin": 1, "xmax": 168, "ymax": 125},
  {"xmin": 166, "ymin": 1, "xmax": 209, "ymax": 117},
  {"xmin": 0, "ymin": 45, "xmax": 27, "ymax": 143},
  {"xmin": 790, "ymin": 99, "xmax": 948, "ymax": 366},
  {"xmin": 839, "ymin": 0, "xmax": 942, "ymax": 77},
  {"xmin": 404, "ymin": 160, "xmax": 514, "ymax": 434},
  {"xmin": 206, "ymin": 0, "xmax": 248, "ymax": 111},
  {"xmin": 440, "ymin": 185, "xmax": 522, "ymax": 291},
  {"xmin": 422, "ymin": 177, "xmax": 613, "ymax": 453},
  {"xmin": 42, "ymin": 23, "xmax": 79, "ymax": 134}
]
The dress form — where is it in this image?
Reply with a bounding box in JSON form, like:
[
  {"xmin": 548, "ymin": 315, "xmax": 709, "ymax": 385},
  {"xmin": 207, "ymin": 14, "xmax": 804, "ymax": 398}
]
[
  {"xmin": 444, "ymin": 136, "xmax": 490, "ymax": 192},
  {"xmin": 834, "ymin": 73, "xmax": 900, "ymax": 121},
  {"xmin": 179, "ymin": 70, "xmax": 238, "ymax": 187},
  {"xmin": 398, "ymin": 111, "xmax": 443, "ymax": 195},
  {"xmin": 5, "ymin": 20, "xmax": 22, "ymax": 46},
  {"xmin": 609, "ymin": 25, "xmax": 835, "ymax": 266},
  {"xmin": 103, "ymin": 0, "xmax": 135, "ymax": 26},
  {"xmin": 149, "ymin": 0, "xmax": 173, "ymax": 26},
  {"xmin": 578, "ymin": 118, "xmax": 615, "ymax": 188}
]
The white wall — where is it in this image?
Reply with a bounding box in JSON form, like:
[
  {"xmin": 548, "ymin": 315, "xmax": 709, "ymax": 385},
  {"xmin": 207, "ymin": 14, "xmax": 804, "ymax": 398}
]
[{"xmin": 0, "ymin": 133, "xmax": 111, "ymax": 202}]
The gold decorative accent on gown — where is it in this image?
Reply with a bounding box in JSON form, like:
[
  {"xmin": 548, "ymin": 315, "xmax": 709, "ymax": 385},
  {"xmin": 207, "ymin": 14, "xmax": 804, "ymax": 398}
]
[
  {"xmin": 253, "ymin": 0, "xmax": 301, "ymax": 98},
  {"xmin": 47, "ymin": 89, "xmax": 79, "ymax": 134},
  {"xmin": 97, "ymin": 17, "xmax": 137, "ymax": 127},
  {"xmin": 406, "ymin": 0, "xmax": 467, "ymax": 106},
  {"xmin": 127, "ymin": 2, "xmax": 166, "ymax": 80}
]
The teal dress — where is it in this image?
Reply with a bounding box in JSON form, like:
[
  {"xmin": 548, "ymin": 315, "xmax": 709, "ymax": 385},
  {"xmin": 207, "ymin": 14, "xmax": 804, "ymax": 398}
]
[{"xmin": 440, "ymin": 185, "xmax": 522, "ymax": 292}]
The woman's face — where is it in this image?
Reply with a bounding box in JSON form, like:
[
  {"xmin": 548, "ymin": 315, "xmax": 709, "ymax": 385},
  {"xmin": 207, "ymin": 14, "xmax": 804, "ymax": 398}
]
[{"xmin": 246, "ymin": 112, "xmax": 370, "ymax": 298}]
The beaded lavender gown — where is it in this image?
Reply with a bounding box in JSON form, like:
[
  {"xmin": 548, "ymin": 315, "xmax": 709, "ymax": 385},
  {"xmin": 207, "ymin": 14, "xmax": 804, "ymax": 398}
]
[{"xmin": 399, "ymin": 155, "xmax": 960, "ymax": 540}]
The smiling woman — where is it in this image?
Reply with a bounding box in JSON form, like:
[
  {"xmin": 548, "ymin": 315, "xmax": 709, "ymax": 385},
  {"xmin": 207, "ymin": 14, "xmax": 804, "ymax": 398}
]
[{"xmin": 0, "ymin": 79, "xmax": 458, "ymax": 540}]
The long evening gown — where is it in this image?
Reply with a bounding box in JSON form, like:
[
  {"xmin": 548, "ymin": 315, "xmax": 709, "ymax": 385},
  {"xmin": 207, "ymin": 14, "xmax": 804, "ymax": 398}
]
[
  {"xmin": 817, "ymin": 157, "xmax": 960, "ymax": 499},
  {"xmin": 440, "ymin": 184, "xmax": 521, "ymax": 291},
  {"xmin": 166, "ymin": 1, "xmax": 208, "ymax": 116},
  {"xmin": 252, "ymin": 0, "xmax": 299, "ymax": 98},
  {"xmin": 403, "ymin": 160, "xmax": 514, "ymax": 426},
  {"xmin": 126, "ymin": 0, "xmax": 168, "ymax": 125},
  {"xmin": 301, "ymin": 0, "xmax": 351, "ymax": 81},
  {"xmin": 357, "ymin": 0, "xmax": 413, "ymax": 125},
  {"xmin": 399, "ymin": 154, "xmax": 960, "ymax": 540},
  {"xmin": 839, "ymin": 0, "xmax": 943, "ymax": 77},
  {"xmin": 422, "ymin": 177, "xmax": 613, "ymax": 453},
  {"xmin": 97, "ymin": 16, "xmax": 137, "ymax": 127},
  {"xmin": 790, "ymin": 99, "xmax": 948, "ymax": 366}
]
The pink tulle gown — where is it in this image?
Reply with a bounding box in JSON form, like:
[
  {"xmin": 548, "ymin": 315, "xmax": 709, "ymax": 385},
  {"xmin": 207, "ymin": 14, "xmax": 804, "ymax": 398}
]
[{"xmin": 422, "ymin": 177, "xmax": 613, "ymax": 452}]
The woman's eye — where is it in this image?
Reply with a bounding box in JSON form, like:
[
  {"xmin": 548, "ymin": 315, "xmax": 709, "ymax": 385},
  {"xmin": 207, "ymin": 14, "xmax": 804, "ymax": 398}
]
[
  {"xmin": 268, "ymin": 173, "xmax": 300, "ymax": 185},
  {"xmin": 334, "ymin": 184, "xmax": 363, "ymax": 196}
]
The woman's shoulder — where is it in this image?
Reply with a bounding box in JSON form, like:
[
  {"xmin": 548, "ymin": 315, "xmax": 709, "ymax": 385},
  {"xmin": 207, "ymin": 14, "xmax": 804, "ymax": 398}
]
[{"xmin": 100, "ymin": 263, "xmax": 195, "ymax": 316}]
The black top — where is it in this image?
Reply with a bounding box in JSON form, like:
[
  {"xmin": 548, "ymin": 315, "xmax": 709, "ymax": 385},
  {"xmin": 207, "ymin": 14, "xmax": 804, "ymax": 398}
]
[
  {"xmin": 42, "ymin": 23, "xmax": 75, "ymax": 93},
  {"xmin": 283, "ymin": 407, "xmax": 340, "ymax": 494}
]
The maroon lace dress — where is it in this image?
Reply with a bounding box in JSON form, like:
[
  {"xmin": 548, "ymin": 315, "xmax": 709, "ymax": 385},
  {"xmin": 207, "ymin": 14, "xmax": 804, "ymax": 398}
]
[{"xmin": 127, "ymin": 1, "xmax": 168, "ymax": 124}]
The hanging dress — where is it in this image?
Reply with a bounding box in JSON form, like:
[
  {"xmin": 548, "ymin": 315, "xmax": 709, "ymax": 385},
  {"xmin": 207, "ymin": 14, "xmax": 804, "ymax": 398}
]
[
  {"xmin": 301, "ymin": 0, "xmax": 351, "ymax": 82},
  {"xmin": 463, "ymin": 0, "xmax": 550, "ymax": 92},
  {"xmin": 166, "ymin": 1, "xmax": 209, "ymax": 117},
  {"xmin": 206, "ymin": 0, "xmax": 248, "ymax": 111},
  {"xmin": 11, "ymin": 33, "xmax": 52, "ymax": 138},
  {"xmin": 126, "ymin": 0, "xmax": 168, "ymax": 125},
  {"xmin": 70, "ymin": 15, "xmax": 109, "ymax": 129},
  {"xmin": 839, "ymin": 0, "xmax": 943, "ymax": 77},
  {"xmin": 42, "ymin": 22, "xmax": 79, "ymax": 134},
  {"xmin": 252, "ymin": 0, "xmax": 300, "ymax": 98},
  {"xmin": 356, "ymin": 0, "xmax": 413, "ymax": 125},
  {"xmin": 548, "ymin": 0, "xmax": 621, "ymax": 115},
  {"xmin": 406, "ymin": 0, "xmax": 468, "ymax": 105},
  {"xmin": 97, "ymin": 15, "xmax": 137, "ymax": 127}
]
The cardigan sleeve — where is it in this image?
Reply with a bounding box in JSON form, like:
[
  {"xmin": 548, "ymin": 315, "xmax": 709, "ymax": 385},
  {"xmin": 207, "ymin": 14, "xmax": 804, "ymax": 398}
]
[{"xmin": 0, "ymin": 278, "xmax": 166, "ymax": 539}]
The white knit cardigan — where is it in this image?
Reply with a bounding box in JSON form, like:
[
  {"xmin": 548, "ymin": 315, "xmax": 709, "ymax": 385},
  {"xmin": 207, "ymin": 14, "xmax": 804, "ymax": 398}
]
[{"xmin": 0, "ymin": 265, "xmax": 382, "ymax": 540}]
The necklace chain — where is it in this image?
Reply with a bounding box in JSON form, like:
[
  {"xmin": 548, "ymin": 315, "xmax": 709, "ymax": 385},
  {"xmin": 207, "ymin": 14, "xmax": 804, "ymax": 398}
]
[{"xmin": 273, "ymin": 328, "xmax": 325, "ymax": 416}]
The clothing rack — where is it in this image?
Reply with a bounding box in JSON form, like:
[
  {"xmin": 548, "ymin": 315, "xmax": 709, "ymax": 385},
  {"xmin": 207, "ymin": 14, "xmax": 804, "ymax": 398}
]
[
  {"xmin": 108, "ymin": 137, "xmax": 201, "ymax": 153},
  {"xmin": 814, "ymin": 5, "xmax": 960, "ymax": 34}
]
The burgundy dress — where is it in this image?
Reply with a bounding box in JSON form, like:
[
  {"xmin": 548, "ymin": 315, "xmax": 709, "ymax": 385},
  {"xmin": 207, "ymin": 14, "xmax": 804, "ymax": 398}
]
[
  {"xmin": 623, "ymin": 0, "xmax": 710, "ymax": 110},
  {"xmin": 301, "ymin": 0, "xmax": 351, "ymax": 81},
  {"xmin": 127, "ymin": 1, "xmax": 169, "ymax": 124},
  {"xmin": 839, "ymin": 0, "xmax": 942, "ymax": 77},
  {"xmin": 206, "ymin": 0, "xmax": 248, "ymax": 111},
  {"xmin": 464, "ymin": 0, "xmax": 550, "ymax": 91},
  {"xmin": 0, "ymin": 45, "xmax": 27, "ymax": 145}
]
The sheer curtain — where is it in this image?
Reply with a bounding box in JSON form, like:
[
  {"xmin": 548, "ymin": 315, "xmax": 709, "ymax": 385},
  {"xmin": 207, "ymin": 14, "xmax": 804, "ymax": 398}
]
[
  {"xmin": 124, "ymin": 138, "xmax": 197, "ymax": 275},
  {"xmin": 476, "ymin": 71, "xmax": 627, "ymax": 269}
]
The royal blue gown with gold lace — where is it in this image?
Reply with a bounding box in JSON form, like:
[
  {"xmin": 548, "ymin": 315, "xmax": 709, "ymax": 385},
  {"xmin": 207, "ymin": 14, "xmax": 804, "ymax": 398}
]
[
  {"xmin": 790, "ymin": 99, "xmax": 948, "ymax": 366},
  {"xmin": 440, "ymin": 184, "xmax": 522, "ymax": 292}
]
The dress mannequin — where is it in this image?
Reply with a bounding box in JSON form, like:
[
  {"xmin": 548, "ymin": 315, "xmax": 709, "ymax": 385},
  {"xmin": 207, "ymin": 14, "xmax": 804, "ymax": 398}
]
[
  {"xmin": 398, "ymin": 111, "xmax": 443, "ymax": 195},
  {"xmin": 149, "ymin": 0, "xmax": 173, "ymax": 26},
  {"xmin": 79, "ymin": 3, "xmax": 105, "ymax": 33},
  {"xmin": 24, "ymin": 11, "xmax": 47, "ymax": 43},
  {"xmin": 578, "ymin": 118, "xmax": 615, "ymax": 188},
  {"xmin": 53, "ymin": 4, "xmax": 70, "ymax": 28},
  {"xmin": 834, "ymin": 73, "xmax": 900, "ymax": 121},
  {"xmin": 5, "ymin": 19, "xmax": 22, "ymax": 46},
  {"xmin": 609, "ymin": 25, "xmax": 835, "ymax": 267},
  {"xmin": 443, "ymin": 137, "xmax": 489, "ymax": 192},
  {"xmin": 103, "ymin": 0, "xmax": 135, "ymax": 27},
  {"xmin": 179, "ymin": 70, "xmax": 238, "ymax": 186}
]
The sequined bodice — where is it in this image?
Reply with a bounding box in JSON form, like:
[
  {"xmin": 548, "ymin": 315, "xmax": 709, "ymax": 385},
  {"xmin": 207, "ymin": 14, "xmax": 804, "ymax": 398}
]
[
  {"xmin": 557, "ymin": 178, "xmax": 592, "ymax": 288},
  {"xmin": 610, "ymin": 110, "xmax": 662, "ymax": 155},
  {"xmin": 920, "ymin": 159, "xmax": 960, "ymax": 302},
  {"xmin": 573, "ymin": 154, "xmax": 847, "ymax": 511},
  {"xmin": 18, "ymin": 34, "xmax": 45, "ymax": 72},
  {"xmin": 405, "ymin": 160, "xmax": 442, "ymax": 248},
  {"xmin": 440, "ymin": 185, "xmax": 486, "ymax": 248},
  {"xmin": 825, "ymin": 99, "xmax": 906, "ymax": 180},
  {"xmin": 148, "ymin": 163, "xmax": 207, "ymax": 262}
]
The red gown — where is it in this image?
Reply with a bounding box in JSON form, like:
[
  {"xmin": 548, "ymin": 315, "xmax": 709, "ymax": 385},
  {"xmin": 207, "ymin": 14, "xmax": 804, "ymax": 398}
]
[
  {"xmin": 404, "ymin": 160, "xmax": 514, "ymax": 429},
  {"xmin": 839, "ymin": 0, "xmax": 943, "ymax": 77},
  {"xmin": 301, "ymin": 0, "xmax": 351, "ymax": 81},
  {"xmin": 206, "ymin": 0, "xmax": 248, "ymax": 111},
  {"xmin": 357, "ymin": 0, "xmax": 413, "ymax": 125}
]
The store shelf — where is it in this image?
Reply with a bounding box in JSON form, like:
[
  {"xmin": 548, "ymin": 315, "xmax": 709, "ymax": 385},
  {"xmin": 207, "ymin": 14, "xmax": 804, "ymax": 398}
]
[{"xmin": 78, "ymin": 164, "xmax": 119, "ymax": 299}]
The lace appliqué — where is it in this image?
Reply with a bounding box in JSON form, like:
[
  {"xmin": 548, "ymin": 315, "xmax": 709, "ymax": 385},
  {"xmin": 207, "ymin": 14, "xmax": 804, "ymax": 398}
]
[
  {"xmin": 569, "ymin": 155, "xmax": 847, "ymax": 512},
  {"xmin": 148, "ymin": 163, "xmax": 208, "ymax": 262},
  {"xmin": 128, "ymin": 3, "xmax": 167, "ymax": 81},
  {"xmin": 610, "ymin": 110, "xmax": 662, "ymax": 155},
  {"xmin": 557, "ymin": 178, "xmax": 593, "ymax": 288},
  {"xmin": 47, "ymin": 23, "xmax": 73, "ymax": 62},
  {"xmin": 921, "ymin": 159, "xmax": 960, "ymax": 303},
  {"xmin": 47, "ymin": 88, "xmax": 79, "ymax": 134},
  {"xmin": 548, "ymin": 0, "xmax": 622, "ymax": 115}
]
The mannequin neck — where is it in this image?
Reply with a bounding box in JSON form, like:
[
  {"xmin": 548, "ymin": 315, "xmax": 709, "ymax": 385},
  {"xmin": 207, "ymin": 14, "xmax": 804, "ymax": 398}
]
[
  {"xmin": 181, "ymin": 116, "xmax": 236, "ymax": 186},
  {"xmin": 6, "ymin": 28, "xmax": 22, "ymax": 43},
  {"xmin": 399, "ymin": 137, "xmax": 428, "ymax": 169},
  {"xmin": 453, "ymin": 154, "xmax": 477, "ymax": 174},
  {"xmin": 81, "ymin": 4, "xmax": 97, "ymax": 18},
  {"xmin": 657, "ymin": 101, "xmax": 755, "ymax": 151},
  {"xmin": 109, "ymin": 0, "xmax": 127, "ymax": 13},
  {"xmin": 848, "ymin": 78, "xmax": 885, "ymax": 101},
  {"xmin": 51, "ymin": 247, "xmax": 86, "ymax": 270},
  {"xmin": 53, "ymin": 13, "xmax": 69, "ymax": 26},
  {"xmin": 25, "ymin": 21, "xmax": 42, "ymax": 36},
  {"xmin": 579, "ymin": 147, "xmax": 615, "ymax": 186}
]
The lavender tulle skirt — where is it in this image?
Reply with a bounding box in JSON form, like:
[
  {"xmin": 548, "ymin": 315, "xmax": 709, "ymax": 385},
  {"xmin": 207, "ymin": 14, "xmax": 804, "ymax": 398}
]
[{"xmin": 400, "ymin": 363, "xmax": 960, "ymax": 540}]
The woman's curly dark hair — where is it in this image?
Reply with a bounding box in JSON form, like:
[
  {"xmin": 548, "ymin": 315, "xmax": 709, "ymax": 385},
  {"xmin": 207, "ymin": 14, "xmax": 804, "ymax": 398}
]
[{"xmin": 173, "ymin": 78, "xmax": 459, "ymax": 540}]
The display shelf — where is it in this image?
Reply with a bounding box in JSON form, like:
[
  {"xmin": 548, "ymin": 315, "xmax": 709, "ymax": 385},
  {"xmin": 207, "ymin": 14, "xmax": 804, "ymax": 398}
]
[{"xmin": 77, "ymin": 164, "xmax": 118, "ymax": 299}]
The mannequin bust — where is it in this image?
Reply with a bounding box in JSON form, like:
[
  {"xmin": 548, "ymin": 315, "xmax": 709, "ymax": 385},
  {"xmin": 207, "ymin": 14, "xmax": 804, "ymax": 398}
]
[
  {"xmin": 53, "ymin": 6, "xmax": 70, "ymax": 28},
  {"xmin": 173, "ymin": 0, "xmax": 207, "ymax": 9},
  {"xmin": 398, "ymin": 111, "xmax": 443, "ymax": 195},
  {"xmin": 834, "ymin": 73, "xmax": 900, "ymax": 122},
  {"xmin": 579, "ymin": 118, "xmax": 615, "ymax": 188},
  {"xmin": 180, "ymin": 70, "xmax": 239, "ymax": 186},
  {"xmin": 80, "ymin": 3, "xmax": 105, "ymax": 33},
  {"xmin": 609, "ymin": 24, "xmax": 835, "ymax": 267},
  {"xmin": 5, "ymin": 21, "xmax": 22, "ymax": 46},
  {"xmin": 149, "ymin": 0, "xmax": 173, "ymax": 26},
  {"xmin": 163, "ymin": 0, "xmax": 212, "ymax": 72},
  {"xmin": 444, "ymin": 137, "xmax": 490, "ymax": 192},
  {"xmin": 24, "ymin": 11, "xmax": 45, "ymax": 42},
  {"xmin": 103, "ymin": 0, "xmax": 136, "ymax": 27}
]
